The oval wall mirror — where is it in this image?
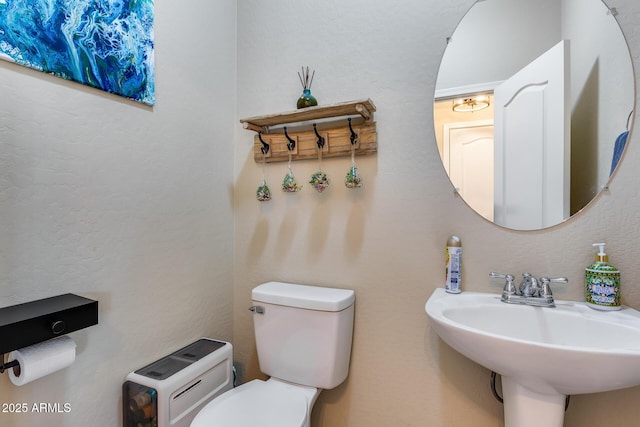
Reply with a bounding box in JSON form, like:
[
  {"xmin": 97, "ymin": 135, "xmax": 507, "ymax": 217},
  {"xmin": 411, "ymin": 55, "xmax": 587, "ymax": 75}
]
[{"xmin": 434, "ymin": 0, "xmax": 635, "ymax": 231}]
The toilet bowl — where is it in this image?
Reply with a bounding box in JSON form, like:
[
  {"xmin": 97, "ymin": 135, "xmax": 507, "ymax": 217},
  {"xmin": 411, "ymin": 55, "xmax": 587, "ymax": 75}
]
[{"xmin": 190, "ymin": 282, "xmax": 355, "ymax": 427}]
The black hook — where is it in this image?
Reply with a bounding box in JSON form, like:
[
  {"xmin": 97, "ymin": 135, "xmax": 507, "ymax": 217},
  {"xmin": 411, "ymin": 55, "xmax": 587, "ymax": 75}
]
[
  {"xmin": 258, "ymin": 132, "xmax": 269, "ymax": 155},
  {"xmin": 348, "ymin": 118, "xmax": 357, "ymax": 145},
  {"xmin": 284, "ymin": 127, "xmax": 295, "ymax": 151},
  {"xmin": 313, "ymin": 124, "xmax": 325, "ymax": 149}
]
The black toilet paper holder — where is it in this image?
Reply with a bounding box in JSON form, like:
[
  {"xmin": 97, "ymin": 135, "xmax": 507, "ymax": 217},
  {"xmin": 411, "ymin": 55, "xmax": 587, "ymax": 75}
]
[
  {"xmin": 0, "ymin": 356, "xmax": 19, "ymax": 374},
  {"xmin": 0, "ymin": 293, "xmax": 98, "ymax": 358}
]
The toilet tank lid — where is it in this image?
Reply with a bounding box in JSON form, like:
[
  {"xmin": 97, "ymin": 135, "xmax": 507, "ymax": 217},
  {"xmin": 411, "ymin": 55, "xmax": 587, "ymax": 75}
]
[{"xmin": 252, "ymin": 282, "xmax": 355, "ymax": 312}]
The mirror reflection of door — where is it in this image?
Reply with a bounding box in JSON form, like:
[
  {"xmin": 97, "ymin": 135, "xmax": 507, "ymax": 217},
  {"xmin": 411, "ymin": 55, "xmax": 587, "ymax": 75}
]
[
  {"xmin": 494, "ymin": 40, "xmax": 570, "ymax": 230},
  {"xmin": 444, "ymin": 121, "xmax": 494, "ymax": 222},
  {"xmin": 439, "ymin": 40, "xmax": 570, "ymax": 230}
]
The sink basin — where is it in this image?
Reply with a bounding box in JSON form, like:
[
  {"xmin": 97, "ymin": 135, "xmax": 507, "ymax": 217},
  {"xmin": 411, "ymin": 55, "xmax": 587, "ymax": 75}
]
[{"xmin": 425, "ymin": 288, "xmax": 640, "ymax": 427}]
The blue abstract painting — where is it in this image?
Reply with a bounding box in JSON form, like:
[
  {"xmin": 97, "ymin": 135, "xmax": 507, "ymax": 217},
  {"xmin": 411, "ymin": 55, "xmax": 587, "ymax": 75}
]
[{"xmin": 0, "ymin": 0, "xmax": 155, "ymax": 105}]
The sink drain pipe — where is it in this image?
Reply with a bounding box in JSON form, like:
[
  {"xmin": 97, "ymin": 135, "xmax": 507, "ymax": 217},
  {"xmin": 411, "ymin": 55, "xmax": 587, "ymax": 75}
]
[
  {"xmin": 490, "ymin": 372, "xmax": 504, "ymax": 403},
  {"xmin": 490, "ymin": 371, "xmax": 571, "ymax": 411}
]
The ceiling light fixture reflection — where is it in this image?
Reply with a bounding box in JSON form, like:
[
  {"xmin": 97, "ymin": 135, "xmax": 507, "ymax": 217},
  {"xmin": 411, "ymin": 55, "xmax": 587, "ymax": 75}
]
[{"xmin": 452, "ymin": 95, "xmax": 491, "ymax": 112}]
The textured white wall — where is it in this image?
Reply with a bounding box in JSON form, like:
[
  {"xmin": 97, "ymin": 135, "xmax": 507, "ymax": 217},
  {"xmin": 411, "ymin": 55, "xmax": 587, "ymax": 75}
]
[
  {"xmin": 1, "ymin": 0, "xmax": 639, "ymax": 426},
  {"xmin": 234, "ymin": 0, "xmax": 640, "ymax": 426},
  {"xmin": 0, "ymin": 1, "xmax": 236, "ymax": 426}
]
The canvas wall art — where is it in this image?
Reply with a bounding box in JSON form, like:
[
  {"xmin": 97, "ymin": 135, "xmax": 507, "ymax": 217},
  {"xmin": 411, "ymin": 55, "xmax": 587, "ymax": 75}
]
[{"xmin": 0, "ymin": 0, "xmax": 155, "ymax": 106}]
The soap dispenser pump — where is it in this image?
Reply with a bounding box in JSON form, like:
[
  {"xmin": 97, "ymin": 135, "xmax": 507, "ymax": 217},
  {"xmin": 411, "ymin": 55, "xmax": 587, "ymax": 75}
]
[{"xmin": 585, "ymin": 243, "xmax": 621, "ymax": 310}]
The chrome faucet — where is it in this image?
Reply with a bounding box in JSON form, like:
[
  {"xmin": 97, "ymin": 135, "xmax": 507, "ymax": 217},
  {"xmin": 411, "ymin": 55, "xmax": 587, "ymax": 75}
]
[
  {"xmin": 490, "ymin": 272, "xmax": 568, "ymax": 307},
  {"xmin": 519, "ymin": 272, "xmax": 539, "ymax": 296}
]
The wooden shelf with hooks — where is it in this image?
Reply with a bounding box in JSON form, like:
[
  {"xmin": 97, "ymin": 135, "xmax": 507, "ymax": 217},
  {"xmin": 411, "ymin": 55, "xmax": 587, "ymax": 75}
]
[{"xmin": 240, "ymin": 99, "xmax": 377, "ymax": 163}]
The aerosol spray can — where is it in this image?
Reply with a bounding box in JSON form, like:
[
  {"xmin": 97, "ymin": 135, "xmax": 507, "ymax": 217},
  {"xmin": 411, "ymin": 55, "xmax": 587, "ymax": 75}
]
[{"xmin": 445, "ymin": 235, "xmax": 462, "ymax": 294}]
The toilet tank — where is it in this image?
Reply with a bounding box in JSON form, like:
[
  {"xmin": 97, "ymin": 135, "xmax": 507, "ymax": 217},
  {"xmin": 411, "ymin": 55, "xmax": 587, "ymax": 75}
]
[{"xmin": 251, "ymin": 282, "xmax": 355, "ymax": 389}]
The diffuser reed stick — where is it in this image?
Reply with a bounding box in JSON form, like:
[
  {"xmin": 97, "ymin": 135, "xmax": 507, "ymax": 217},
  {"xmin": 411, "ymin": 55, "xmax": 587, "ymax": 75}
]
[{"xmin": 298, "ymin": 66, "xmax": 315, "ymax": 90}]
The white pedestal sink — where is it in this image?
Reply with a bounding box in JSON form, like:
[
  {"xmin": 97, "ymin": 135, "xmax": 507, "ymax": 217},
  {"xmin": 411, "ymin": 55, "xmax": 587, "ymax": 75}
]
[{"xmin": 425, "ymin": 288, "xmax": 640, "ymax": 427}]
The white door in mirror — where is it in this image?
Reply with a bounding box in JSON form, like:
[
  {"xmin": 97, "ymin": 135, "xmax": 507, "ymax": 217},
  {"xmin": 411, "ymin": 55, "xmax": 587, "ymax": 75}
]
[{"xmin": 494, "ymin": 40, "xmax": 570, "ymax": 230}]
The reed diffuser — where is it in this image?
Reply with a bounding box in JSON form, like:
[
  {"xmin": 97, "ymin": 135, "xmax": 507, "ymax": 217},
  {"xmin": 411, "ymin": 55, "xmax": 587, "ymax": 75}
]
[{"xmin": 297, "ymin": 66, "xmax": 317, "ymax": 109}]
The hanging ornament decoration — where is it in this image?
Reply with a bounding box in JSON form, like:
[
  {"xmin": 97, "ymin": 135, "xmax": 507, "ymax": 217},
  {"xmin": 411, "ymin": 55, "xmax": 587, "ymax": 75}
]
[
  {"xmin": 282, "ymin": 127, "xmax": 301, "ymax": 192},
  {"xmin": 345, "ymin": 118, "xmax": 363, "ymax": 188},
  {"xmin": 345, "ymin": 164, "xmax": 362, "ymax": 189},
  {"xmin": 256, "ymin": 179, "xmax": 272, "ymax": 201},
  {"xmin": 282, "ymin": 165, "xmax": 301, "ymax": 192},
  {"xmin": 310, "ymin": 171, "xmax": 329, "ymax": 192},
  {"xmin": 309, "ymin": 124, "xmax": 330, "ymax": 192}
]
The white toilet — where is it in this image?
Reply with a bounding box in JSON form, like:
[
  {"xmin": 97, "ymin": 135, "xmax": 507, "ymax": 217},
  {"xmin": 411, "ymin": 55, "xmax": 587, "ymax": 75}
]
[{"xmin": 191, "ymin": 281, "xmax": 355, "ymax": 427}]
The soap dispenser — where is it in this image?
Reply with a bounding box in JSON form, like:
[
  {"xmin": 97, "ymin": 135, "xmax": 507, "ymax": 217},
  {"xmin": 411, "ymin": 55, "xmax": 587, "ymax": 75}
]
[{"xmin": 585, "ymin": 243, "xmax": 621, "ymax": 310}]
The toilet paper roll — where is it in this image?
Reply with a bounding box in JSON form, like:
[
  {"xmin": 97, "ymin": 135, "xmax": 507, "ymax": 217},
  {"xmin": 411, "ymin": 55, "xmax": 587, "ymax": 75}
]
[{"xmin": 8, "ymin": 336, "xmax": 76, "ymax": 386}]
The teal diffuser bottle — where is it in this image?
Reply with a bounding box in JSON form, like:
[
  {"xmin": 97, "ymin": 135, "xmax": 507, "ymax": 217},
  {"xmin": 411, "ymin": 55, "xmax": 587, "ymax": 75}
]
[
  {"xmin": 297, "ymin": 88, "xmax": 317, "ymax": 109},
  {"xmin": 585, "ymin": 243, "xmax": 621, "ymax": 310}
]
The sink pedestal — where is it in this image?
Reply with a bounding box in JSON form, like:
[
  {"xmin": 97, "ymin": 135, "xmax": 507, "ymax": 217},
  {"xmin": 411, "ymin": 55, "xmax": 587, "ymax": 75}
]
[{"xmin": 502, "ymin": 377, "xmax": 565, "ymax": 427}]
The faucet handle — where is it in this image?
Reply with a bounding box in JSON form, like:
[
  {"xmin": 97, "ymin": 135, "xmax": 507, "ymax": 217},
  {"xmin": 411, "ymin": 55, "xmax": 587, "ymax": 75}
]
[
  {"xmin": 539, "ymin": 277, "xmax": 568, "ymax": 298},
  {"xmin": 543, "ymin": 277, "xmax": 568, "ymax": 284},
  {"xmin": 489, "ymin": 272, "xmax": 513, "ymax": 280},
  {"xmin": 489, "ymin": 272, "xmax": 516, "ymax": 295}
]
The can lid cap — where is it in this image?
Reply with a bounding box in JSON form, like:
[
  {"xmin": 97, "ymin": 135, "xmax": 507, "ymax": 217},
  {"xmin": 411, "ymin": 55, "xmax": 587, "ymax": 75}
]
[{"xmin": 447, "ymin": 235, "xmax": 461, "ymax": 247}]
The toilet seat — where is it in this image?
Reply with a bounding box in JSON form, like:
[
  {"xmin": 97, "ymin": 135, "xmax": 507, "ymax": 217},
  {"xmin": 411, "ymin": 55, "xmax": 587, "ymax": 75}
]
[{"xmin": 190, "ymin": 379, "xmax": 310, "ymax": 427}]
